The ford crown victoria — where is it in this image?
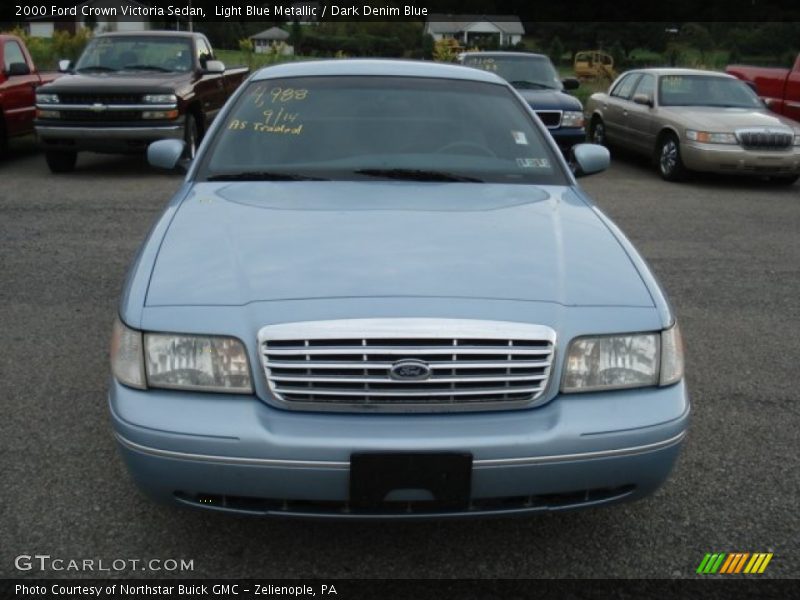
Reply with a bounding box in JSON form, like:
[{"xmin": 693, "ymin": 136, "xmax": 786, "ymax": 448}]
[
  {"xmin": 586, "ymin": 68, "xmax": 800, "ymax": 183},
  {"xmin": 110, "ymin": 60, "xmax": 689, "ymax": 518}
]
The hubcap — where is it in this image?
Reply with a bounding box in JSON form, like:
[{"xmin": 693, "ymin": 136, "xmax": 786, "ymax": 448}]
[{"xmin": 660, "ymin": 140, "xmax": 677, "ymax": 174}]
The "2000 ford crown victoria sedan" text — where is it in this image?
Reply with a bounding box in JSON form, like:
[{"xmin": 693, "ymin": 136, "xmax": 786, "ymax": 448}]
[{"xmin": 110, "ymin": 59, "xmax": 689, "ymax": 518}]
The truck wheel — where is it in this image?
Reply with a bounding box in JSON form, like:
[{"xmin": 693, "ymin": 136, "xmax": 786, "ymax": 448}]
[
  {"xmin": 657, "ymin": 133, "xmax": 687, "ymax": 182},
  {"xmin": 45, "ymin": 150, "xmax": 77, "ymax": 173},
  {"xmin": 589, "ymin": 117, "xmax": 606, "ymax": 146},
  {"xmin": 183, "ymin": 114, "xmax": 199, "ymax": 160}
]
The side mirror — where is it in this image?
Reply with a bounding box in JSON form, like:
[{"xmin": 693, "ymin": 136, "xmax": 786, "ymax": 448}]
[
  {"xmin": 58, "ymin": 59, "xmax": 72, "ymax": 73},
  {"xmin": 7, "ymin": 62, "xmax": 31, "ymax": 76},
  {"xmin": 571, "ymin": 143, "xmax": 610, "ymax": 178},
  {"xmin": 203, "ymin": 60, "xmax": 225, "ymax": 74},
  {"xmin": 148, "ymin": 139, "xmax": 186, "ymax": 170},
  {"xmin": 632, "ymin": 93, "xmax": 653, "ymax": 107},
  {"xmin": 562, "ymin": 77, "xmax": 580, "ymax": 91}
]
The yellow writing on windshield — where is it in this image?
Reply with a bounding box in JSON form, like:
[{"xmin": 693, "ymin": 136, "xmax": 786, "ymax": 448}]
[{"xmin": 249, "ymin": 85, "xmax": 309, "ymax": 107}]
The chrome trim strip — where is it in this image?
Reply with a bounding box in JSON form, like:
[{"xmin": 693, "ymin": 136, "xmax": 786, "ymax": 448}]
[
  {"xmin": 37, "ymin": 103, "xmax": 177, "ymax": 111},
  {"xmin": 475, "ymin": 430, "xmax": 686, "ymax": 466},
  {"xmin": 36, "ymin": 125, "xmax": 183, "ymax": 140},
  {"xmin": 259, "ymin": 318, "xmax": 557, "ymax": 341},
  {"xmin": 115, "ymin": 434, "xmax": 350, "ymax": 469},
  {"xmin": 115, "ymin": 430, "xmax": 686, "ymax": 469}
]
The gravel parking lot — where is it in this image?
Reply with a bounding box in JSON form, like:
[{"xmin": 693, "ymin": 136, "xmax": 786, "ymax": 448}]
[{"xmin": 1, "ymin": 136, "xmax": 798, "ymax": 579}]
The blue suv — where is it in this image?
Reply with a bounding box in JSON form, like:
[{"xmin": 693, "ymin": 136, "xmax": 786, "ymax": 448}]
[{"xmin": 460, "ymin": 51, "xmax": 586, "ymax": 153}]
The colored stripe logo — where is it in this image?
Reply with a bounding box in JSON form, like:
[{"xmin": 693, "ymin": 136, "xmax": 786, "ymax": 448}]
[{"xmin": 696, "ymin": 553, "xmax": 773, "ymax": 574}]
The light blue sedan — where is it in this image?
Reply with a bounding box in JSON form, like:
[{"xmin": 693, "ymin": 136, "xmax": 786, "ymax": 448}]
[{"xmin": 110, "ymin": 59, "xmax": 689, "ymax": 518}]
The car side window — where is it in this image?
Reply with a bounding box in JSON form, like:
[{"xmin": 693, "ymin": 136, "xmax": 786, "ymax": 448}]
[
  {"xmin": 611, "ymin": 74, "xmax": 641, "ymax": 100},
  {"xmin": 4, "ymin": 41, "xmax": 26, "ymax": 71},
  {"xmin": 633, "ymin": 74, "xmax": 655, "ymax": 101}
]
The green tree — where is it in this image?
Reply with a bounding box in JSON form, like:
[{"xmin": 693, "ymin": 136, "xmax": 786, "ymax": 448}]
[
  {"xmin": 548, "ymin": 35, "xmax": 564, "ymax": 67},
  {"xmin": 680, "ymin": 23, "xmax": 714, "ymax": 63},
  {"xmin": 290, "ymin": 20, "xmax": 303, "ymax": 47}
]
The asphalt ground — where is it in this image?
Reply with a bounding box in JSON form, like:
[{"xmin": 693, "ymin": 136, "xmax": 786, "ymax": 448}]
[{"xmin": 1, "ymin": 135, "xmax": 798, "ymax": 580}]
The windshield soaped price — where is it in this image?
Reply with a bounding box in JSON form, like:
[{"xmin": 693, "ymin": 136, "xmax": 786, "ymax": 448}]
[{"xmin": 251, "ymin": 85, "xmax": 309, "ymax": 107}]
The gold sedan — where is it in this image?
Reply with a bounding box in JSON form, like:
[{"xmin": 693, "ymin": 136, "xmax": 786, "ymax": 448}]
[{"xmin": 585, "ymin": 68, "xmax": 800, "ymax": 184}]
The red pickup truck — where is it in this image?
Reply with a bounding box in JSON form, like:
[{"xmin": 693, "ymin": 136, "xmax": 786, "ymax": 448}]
[
  {"xmin": 727, "ymin": 54, "xmax": 800, "ymax": 123},
  {"xmin": 0, "ymin": 33, "xmax": 59, "ymax": 154}
]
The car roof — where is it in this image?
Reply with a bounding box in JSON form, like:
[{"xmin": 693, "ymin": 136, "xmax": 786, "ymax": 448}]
[
  {"xmin": 624, "ymin": 67, "xmax": 737, "ymax": 79},
  {"xmin": 251, "ymin": 59, "xmax": 508, "ymax": 84},
  {"xmin": 95, "ymin": 30, "xmax": 200, "ymax": 39}
]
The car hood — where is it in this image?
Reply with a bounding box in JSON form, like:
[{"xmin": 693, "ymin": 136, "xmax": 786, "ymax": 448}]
[
  {"xmin": 40, "ymin": 71, "xmax": 193, "ymax": 94},
  {"xmin": 145, "ymin": 182, "xmax": 654, "ymax": 308},
  {"xmin": 661, "ymin": 106, "xmax": 799, "ymax": 131},
  {"xmin": 517, "ymin": 89, "xmax": 583, "ymax": 111}
]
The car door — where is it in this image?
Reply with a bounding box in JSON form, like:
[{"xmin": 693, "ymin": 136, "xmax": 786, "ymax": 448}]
[
  {"xmin": 624, "ymin": 73, "xmax": 658, "ymax": 154},
  {"xmin": 1, "ymin": 39, "xmax": 39, "ymax": 136},
  {"xmin": 603, "ymin": 73, "xmax": 641, "ymax": 147}
]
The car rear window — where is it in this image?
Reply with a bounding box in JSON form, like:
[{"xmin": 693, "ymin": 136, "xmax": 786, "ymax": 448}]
[{"xmin": 198, "ymin": 76, "xmax": 568, "ymax": 185}]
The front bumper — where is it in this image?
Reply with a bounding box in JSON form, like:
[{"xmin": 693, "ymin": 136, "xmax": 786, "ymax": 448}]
[
  {"xmin": 682, "ymin": 142, "xmax": 800, "ymax": 175},
  {"xmin": 549, "ymin": 127, "xmax": 587, "ymax": 153},
  {"xmin": 109, "ymin": 378, "xmax": 690, "ymax": 519},
  {"xmin": 35, "ymin": 119, "xmax": 184, "ymax": 153}
]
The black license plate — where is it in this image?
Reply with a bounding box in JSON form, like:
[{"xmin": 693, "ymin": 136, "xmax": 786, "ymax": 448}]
[{"xmin": 349, "ymin": 452, "xmax": 473, "ymax": 510}]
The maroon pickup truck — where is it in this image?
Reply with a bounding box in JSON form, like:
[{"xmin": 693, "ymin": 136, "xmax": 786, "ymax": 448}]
[
  {"xmin": 0, "ymin": 33, "xmax": 59, "ymax": 154},
  {"xmin": 35, "ymin": 31, "xmax": 249, "ymax": 172},
  {"xmin": 727, "ymin": 54, "xmax": 800, "ymax": 123}
]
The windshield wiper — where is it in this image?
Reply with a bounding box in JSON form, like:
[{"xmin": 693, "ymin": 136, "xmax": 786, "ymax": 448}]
[
  {"xmin": 76, "ymin": 65, "xmax": 117, "ymax": 73},
  {"xmin": 206, "ymin": 171, "xmax": 329, "ymax": 182},
  {"xmin": 122, "ymin": 65, "xmax": 172, "ymax": 72},
  {"xmin": 509, "ymin": 80, "xmax": 555, "ymax": 90},
  {"xmin": 354, "ymin": 168, "xmax": 484, "ymax": 183}
]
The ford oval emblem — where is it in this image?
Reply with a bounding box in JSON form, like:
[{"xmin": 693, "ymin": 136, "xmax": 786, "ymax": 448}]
[{"xmin": 390, "ymin": 359, "xmax": 432, "ymax": 381}]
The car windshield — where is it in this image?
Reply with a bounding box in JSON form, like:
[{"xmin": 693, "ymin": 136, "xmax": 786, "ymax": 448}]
[
  {"xmin": 199, "ymin": 76, "xmax": 567, "ymax": 185},
  {"xmin": 659, "ymin": 74, "xmax": 763, "ymax": 108},
  {"xmin": 462, "ymin": 55, "xmax": 562, "ymax": 90},
  {"xmin": 74, "ymin": 36, "xmax": 194, "ymax": 73}
]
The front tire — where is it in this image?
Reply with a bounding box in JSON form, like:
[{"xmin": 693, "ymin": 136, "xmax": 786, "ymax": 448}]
[
  {"xmin": 589, "ymin": 117, "xmax": 606, "ymax": 146},
  {"xmin": 45, "ymin": 150, "xmax": 77, "ymax": 173},
  {"xmin": 657, "ymin": 133, "xmax": 687, "ymax": 182}
]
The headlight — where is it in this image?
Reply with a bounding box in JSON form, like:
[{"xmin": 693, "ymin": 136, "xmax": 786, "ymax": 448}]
[
  {"xmin": 562, "ymin": 323, "xmax": 684, "ymax": 393},
  {"xmin": 144, "ymin": 332, "xmax": 252, "ymax": 393},
  {"xmin": 36, "ymin": 93, "xmax": 59, "ymax": 104},
  {"xmin": 561, "ymin": 111, "xmax": 585, "ymax": 128},
  {"xmin": 143, "ymin": 94, "xmax": 177, "ymax": 104},
  {"xmin": 685, "ymin": 130, "xmax": 737, "ymax": 144},
  {"xmin": 110, "ymin": 317, "xmax": 253, "ymax": 393},
  {"xmin": 110, "ymin": 317, "xmax": 146, "ymax": 389}
]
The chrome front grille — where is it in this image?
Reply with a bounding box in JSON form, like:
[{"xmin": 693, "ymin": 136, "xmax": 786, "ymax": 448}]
[
  {"xmin": 736, "ymin": 128, "xmax": 793, "ymax": 150},
  {"xmin": 535, "ymin": 110, "xmax": 562, "ymax": 129},
  {"xmin": 258, "ymin": 319, "xmax": 556, "ymax": 412}
]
